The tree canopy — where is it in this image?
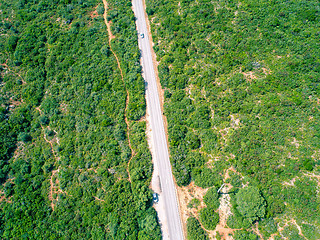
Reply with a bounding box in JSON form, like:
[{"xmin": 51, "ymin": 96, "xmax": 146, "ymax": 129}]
[{"xmin": 236, "ymin": 186, "xmax": 266, "ymax": 224}]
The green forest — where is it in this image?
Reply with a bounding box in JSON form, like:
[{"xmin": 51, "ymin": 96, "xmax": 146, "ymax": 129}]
[
  {"xmin": 146, "ymin": 0, "xmax": 320, "ymax": 239},
  {"xmin": 0, "ymin": 0, "xmax": 161, "ymax": 239}
]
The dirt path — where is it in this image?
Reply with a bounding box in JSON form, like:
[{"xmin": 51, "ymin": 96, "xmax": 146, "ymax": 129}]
[
  {"xmin": 36, "ymin": 107, "xmax": 63, "ymax": 210},
  {"xmin": 102, "ymin": 0, "xmax": 134, "ymax": 182},
  {"xmin": 1, "ymin": 59, "xmax": 26, "ymax": 84}
]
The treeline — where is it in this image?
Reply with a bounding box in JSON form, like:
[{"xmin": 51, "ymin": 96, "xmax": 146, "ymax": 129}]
[
  {"xmin": 146, "ymin": 0, "xmax": 320, "ymax": 238},
  {"xmin": 0, "ymin": 0, "xmax": 160, "ymax": 239}
]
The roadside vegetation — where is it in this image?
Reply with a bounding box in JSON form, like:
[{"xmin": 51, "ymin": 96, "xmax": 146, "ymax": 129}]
[
  {"xmin": 0, "ymin": 0, "xmax": 160, "ymax": 239},
  {"xmin": 146, "ymin": 0, "xmax": 320, "ymax": 238}
]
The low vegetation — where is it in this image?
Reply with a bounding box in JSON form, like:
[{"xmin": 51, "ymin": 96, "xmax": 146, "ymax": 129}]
[
  {"xmin": 0, "ymin": 0, "xmax": 160, "ymax": 238},
  {"xmin": 146, "ymin": 0, "xmax": 320, "ymax": 238}
]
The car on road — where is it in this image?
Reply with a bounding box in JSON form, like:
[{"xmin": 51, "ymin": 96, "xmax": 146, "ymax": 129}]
[
  {"xmin": 140, "ymin": 33, "xmax": 144, "ymax": 38},
  {"xmin": 153, "ymin": 193, "xmax": 159, "ymax": 203}
]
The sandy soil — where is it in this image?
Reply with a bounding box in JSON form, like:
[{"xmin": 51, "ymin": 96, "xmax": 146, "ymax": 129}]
[{"xmin": 176, "ymin": 182, "xmax": 208, "ymax": 237}]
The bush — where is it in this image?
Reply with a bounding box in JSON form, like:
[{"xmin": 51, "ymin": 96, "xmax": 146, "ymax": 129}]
[
  {"xmin": 233, "ymin": 230, "xmax": 258, "ymax": 240},
  {"xmin": 187, "ymin": 217, "xmax": 209, "ymax": 240},
  {"xmin": 203, "ymin": 187, "xmax": 220, "ymax": 210},
  {"xmin": 188, "ymin": 198, "xmax": 201, "ymax": 209},
  {"xmin": 258, "ymin": 218, "xmax": 277, "ymax": 238},
  {"xmin": 96, "ymin": 4, "xmax": 104, "ymax": 15},
  {"xmin": 39, "ymin": 115, "xmax": 49, "ymax": 125},
  {"xmin": 236, "ymin": 186, "xmax": 266, "ymax": 224},
  {"xmin": 192, "ymin": 167, "xmax": 222, "ymax": 188},
  {"xmin": 185, "ymin": 131, "xmax": 200, "ymax": 150},
  {"xmin": 199, "ymin": 207, "xmax": 219, "ymax": 230},
  {"xmin": 18, "ymin": 132, "xmax": 32, "ymax": 143}
]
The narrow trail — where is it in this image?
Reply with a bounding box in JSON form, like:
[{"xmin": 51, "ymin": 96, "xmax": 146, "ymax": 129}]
[
  {"xmin": 102, "ymin": 0, "xmax": 134, "ymax": 183},
  {"xmin": 1, "ymin": 59, "xmax": 26, "ymax": 84},
  {"xmin": 36, "ymin": 107, "xmax": 62, "ymax": 210}
]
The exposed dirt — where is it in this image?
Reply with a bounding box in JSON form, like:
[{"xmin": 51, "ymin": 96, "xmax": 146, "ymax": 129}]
[
  {"xmin": 89, "ymin": 5, "xmax": 99, "ymax": 19},
  {"xmin": 212, "ymin": 167, "xmax": 243, "ymax": 239},
  {"xmin": 12, "ymin": 142, "xmax": 24, "ymax": 161},
  {"xmin": 242, "ymin": 71, "xmax": 257, "ymax": 81},
  {"xmin": 262, "ymin": 67, "xmax": 271, "ymax": 75},
  {"xmin": 291, "ymin": 137, "xmax": 300, "ymax": 148},
  {"xmin": 102, "ymin": 1, "xmax": 116, "ymax": 40},
  {"xmin": 1, "ymin": 59, "xmax": 26, "ymax": 84},
  {"xmin": 215, "ymin": 184, "xmax": 236, "ymax": 240},
  {"xmin": 277, "ymin": 218, "xmax": 307, "ymax": 239},
  {"xmin": 230, "ymin": 115, "xmax": 240, "ymax": 129},
  {"xmin": 304, "ymin": 172, "xmax": 320, "ymax": 188},
  {"xmin": 102, "ymin": 0, "xmax": 134, "ymax": 182},
  {"xmin": 176, "ymin": 182, "xmax": 209, "ymax": 236},
  {"xmin": 36, "ymin": 108, "xmax": 64, "ymax": 210},
  {"xmin": 282, "ymin": 177, "xmax": 298, "ymax": 187},
  {"xmin": 49, "ymin": 169, "xmax": 59, "ymax": 210},
  {"xmin": 94, "ymin": 196, "xmax": 105, "ymax": 202},
  {"xmin": 252, "ymin": 222, "xmax": 264, "ymax": 239}
]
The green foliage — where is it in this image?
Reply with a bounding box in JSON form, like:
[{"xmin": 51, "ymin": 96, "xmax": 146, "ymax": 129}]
[
  {"xmin": 236, "ymin": 186, "xmax": 266, "ymax": 224},
  {"xmin": 147, "ymin": 0, "xmax": 320, "ymax": 234},
  {"xmin": 6, "ymin": 35, "xmax": 19, "ymax": 53},
  {"xmin": 233, "ymin": 230, "xmax": 258, "ymax": 240},
  {"xmin": 226, "ymin": 211, "xmax": 251, "ymax": 229},
  {"xmin": 0, "ymin": 0, "xmax": 159, "ymax": 238},
  {"xmin": 226, "ymin": 171, "xmax": 242, "ymax": 189},
  {"xmin": 258, "ymin": 218, "xmax": 277, "ymax": 238},
  {"xmin": 188, "ymin": 198, "xmax": 200, "ymax": 209},
  {"xmin": 282, "ymin": 223, "xmax": 305, "ymax": 240},
  {"xmin": 199, "ymin": 207, "xmax": 219, "ymax": 230},
  {"xmin": 283, "ymin": 176, "xmax": 320, "ymax": 223},
  {"xmin": 187, "ymin": 217, "xmax": 209, "ymax": 240},
  {"xmin": 96, "ymin": 4, "xmax": 104, "ymax": 15},
  {"xmin": 17, "ymin": 132, "xmax": 32, "ymax": 143},
  {"xmin": 192, "ymin": 167, "xmax": 222, "ymax": 189},
  {"xmin": 203, "ymin": 187, "xmax": 220, "ymax": 210},
  {"xmin": 39, "ymin": 115, "xmax": 49, "ymax": 125},
  {"xmin": 185, "ymin": 131, "xmax": 200, "ymax": 149},
  {"xmin": 301, "ymin": 223, "xmax": 320, "ymax": 240}
]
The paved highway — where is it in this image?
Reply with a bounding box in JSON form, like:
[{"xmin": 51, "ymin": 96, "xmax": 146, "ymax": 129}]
[{"xmin": 132, "ymin": 0, "xmax": 184, "ymax": 239}]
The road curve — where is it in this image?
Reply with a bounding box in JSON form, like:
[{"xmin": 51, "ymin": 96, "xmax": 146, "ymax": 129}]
[{"xmin": 132, "ymin": 0, "xmax": 184, "ymax": 239}]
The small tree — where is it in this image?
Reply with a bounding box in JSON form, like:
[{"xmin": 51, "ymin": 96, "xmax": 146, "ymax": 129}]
[
  {"xmin": 199, "ymin": 207, "xmax": 219, "ymax": 230},
  {"xmin": 187, "ymin": 217, "xmax": 209, "ymax": 240},
  {"xmin": 236, "ymin": 186, "xmax": 266, "ymax": 224},
  {"xmin": 204, "ymin": 187, "xmax": 220, "ymax": 210},
  {"xmin": 234, "ymin": 230, "xmax": 258, "ymax": 240},
  {"xmin": 97, "ymin": 4, "xmax": 104, "ymax": 15},
  {"xmin": 18, "ymin": 132, "xmax": 32, "ymax": 143}
]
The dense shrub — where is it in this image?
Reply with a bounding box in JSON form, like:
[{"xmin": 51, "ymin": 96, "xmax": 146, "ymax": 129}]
[
  {"xmin": 187, "ymin": 217, "xmax": 209, "ymax": 240},
  {"xmin": 235, "ymin": 186, "xmax": 266, "ymax": 224},
  {"xmin": 199, "ymin": 207, "xmax": 219, "ymax": 230},
  {"xmin": 203, "ymin": 187, "xmax": 220, "ymax": 210}
]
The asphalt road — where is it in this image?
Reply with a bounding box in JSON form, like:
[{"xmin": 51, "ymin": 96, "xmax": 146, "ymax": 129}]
[{"xmin": 132, "ymin": 0, "xmax": 184, "ymax": 239}]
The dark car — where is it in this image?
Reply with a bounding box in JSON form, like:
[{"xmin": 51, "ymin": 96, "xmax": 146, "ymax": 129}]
[{"xmin": 153, "ymin": 193, "xmax": 159, "ymax": 203}]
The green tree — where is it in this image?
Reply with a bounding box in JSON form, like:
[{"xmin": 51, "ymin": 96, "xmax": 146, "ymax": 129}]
[
  {"xmin": 199, "ymin": 207, "xmax": 219, "ymax": 230},
  {"xmin": 234, "ymin": 230, "xmax": 258, "ymax": 240},
  {"xmin": 236, "ymin": 186, "xmax": 266, "ymax": 224},
  {"xmin": 187, "ymin": 217, "xmax": 209, "ymax": 240},
  {"xmin": 203, "ymin": 187, "xmax": 220, "ymax": 210},
  {"xmin": 96, "ymin": 4, "xmax": 104, "ymax": 15},
  {"xmin": 18, "ymin": 132, "xmax": 32, "ymax": 143}
]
